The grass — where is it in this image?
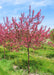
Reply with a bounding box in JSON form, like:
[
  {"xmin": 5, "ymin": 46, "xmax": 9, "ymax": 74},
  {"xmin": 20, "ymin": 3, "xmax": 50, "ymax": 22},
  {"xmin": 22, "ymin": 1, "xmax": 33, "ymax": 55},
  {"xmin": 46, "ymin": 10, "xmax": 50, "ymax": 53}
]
[{"xmin": 0, "ymin": 45, "xmax": 54, "ymax": 75}]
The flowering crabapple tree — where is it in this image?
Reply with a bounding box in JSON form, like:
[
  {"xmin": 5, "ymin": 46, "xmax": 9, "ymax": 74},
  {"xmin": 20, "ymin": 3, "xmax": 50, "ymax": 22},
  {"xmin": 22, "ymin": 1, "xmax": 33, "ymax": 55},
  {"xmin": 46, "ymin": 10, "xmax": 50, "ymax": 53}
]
[
  {"xmin": 0, "ymin": 17, "xmax": 19, "ymax": 58},
  {"xmin": 3, "ymin": 17, "xmax": 20, "ymax": 52},
  {"xmin": 14, "ymin": 6, "xmax": 50, "ymax": 73},
  {"xmin": 3, "ymin": 6, "xmax": 50, "ymax": 73},
  {"xmin": 0, "ymin": 16, "xmax": 22, "ymax": 58}
]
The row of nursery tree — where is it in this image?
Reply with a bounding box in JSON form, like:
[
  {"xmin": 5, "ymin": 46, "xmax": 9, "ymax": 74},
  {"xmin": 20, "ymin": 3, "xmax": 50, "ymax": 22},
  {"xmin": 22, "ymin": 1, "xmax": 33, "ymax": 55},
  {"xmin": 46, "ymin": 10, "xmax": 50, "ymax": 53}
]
[{"xmin": 0, "ymin": 6, "xmax": 54, "ymax": 73}]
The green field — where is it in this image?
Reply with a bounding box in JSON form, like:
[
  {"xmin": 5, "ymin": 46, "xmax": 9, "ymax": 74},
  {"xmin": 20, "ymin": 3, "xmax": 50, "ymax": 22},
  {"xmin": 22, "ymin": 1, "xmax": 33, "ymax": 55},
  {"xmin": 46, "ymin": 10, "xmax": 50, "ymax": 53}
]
[{"xmin": 0, "ymin": 45, "xmax": 54, "ymax": 75}]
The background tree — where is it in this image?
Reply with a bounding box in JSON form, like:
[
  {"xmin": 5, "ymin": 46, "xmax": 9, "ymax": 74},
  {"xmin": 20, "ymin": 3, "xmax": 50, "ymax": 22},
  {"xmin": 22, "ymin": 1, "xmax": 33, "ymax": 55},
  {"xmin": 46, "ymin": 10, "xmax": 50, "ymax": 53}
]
[{"xmin": 50, "ymin": 29, "xmax": 54, "ymax": 42}]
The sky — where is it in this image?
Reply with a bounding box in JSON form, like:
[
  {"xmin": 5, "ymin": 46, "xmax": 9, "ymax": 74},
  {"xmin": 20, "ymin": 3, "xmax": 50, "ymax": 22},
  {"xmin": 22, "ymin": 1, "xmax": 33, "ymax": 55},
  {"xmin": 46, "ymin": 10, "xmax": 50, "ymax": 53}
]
[{"xmin": 0, "ymin": 0, "xmax": 54, "ymax": 30}]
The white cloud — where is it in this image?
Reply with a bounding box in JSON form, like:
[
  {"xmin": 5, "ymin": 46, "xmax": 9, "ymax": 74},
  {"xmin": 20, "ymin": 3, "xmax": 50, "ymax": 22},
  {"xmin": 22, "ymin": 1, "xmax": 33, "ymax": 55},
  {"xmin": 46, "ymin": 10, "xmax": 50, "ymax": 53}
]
[
  {"xmin": 0, "ymin": 6, "xmax": 2, "ymax": 9},
  {"xmin": 0, "ymin": 0, "xmax": 54, "ymax": 6},
  {"xmin": 31, "ymin": 0, "xmax": 54, "ymax": 7},
  {"xmin": 0, "ymin": 0, "xmax": 54, "ymax": 7},
  {"xmin": 0, "ymin": 0, "xmax": 30, "ymax": 5}
]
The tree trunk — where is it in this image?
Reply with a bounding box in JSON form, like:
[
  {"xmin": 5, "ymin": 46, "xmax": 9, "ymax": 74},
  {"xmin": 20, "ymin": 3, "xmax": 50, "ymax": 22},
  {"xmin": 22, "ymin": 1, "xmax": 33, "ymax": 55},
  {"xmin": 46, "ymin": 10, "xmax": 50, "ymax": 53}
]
[{"xmin": 28, "ymin": 46, "xmax": 30, "ymax": 73}]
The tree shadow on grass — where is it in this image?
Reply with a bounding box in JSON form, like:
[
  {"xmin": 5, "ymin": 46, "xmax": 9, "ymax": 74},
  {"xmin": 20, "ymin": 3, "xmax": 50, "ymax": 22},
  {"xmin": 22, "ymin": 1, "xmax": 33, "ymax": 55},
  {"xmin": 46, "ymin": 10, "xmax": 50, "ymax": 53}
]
[
  {"xmin": 46, "ymin": 54, "xmax": 54, "ymax": 58},
  {"xmin": 14, "ymin": 59, "xmax": 54, "ymax": 74}
]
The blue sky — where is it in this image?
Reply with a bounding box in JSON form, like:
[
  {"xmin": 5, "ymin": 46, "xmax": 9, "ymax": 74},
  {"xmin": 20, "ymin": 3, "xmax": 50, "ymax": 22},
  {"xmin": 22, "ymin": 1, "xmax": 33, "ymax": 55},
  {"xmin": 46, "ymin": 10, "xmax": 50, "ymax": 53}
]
[{"xmin": 0, "ymin": 0, "xmax": 54, "ymax": 29}]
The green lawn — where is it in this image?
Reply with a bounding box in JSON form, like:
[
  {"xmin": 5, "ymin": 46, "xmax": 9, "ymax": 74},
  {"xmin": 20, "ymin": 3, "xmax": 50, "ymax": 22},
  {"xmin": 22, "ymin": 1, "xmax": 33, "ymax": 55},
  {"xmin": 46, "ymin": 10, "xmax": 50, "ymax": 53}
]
[{"xmin": 0, "ymin": 45, "xmax": 54, "ymax": 75}]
